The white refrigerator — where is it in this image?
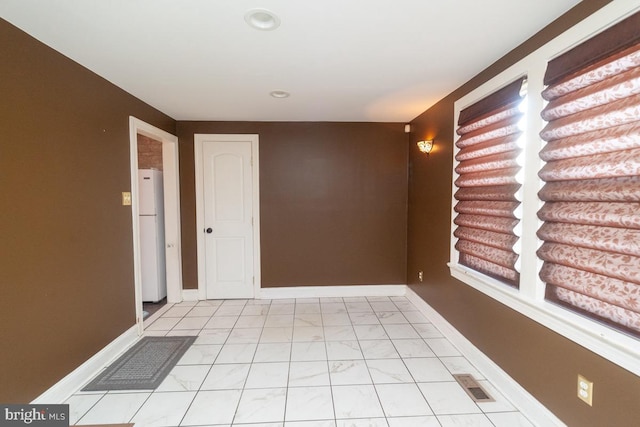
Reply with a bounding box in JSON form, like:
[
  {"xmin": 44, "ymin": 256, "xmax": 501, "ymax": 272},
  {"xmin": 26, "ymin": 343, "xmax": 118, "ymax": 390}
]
[{"xmin": 138, "ymin": 169, "xmax": 167, "ymax": 302}]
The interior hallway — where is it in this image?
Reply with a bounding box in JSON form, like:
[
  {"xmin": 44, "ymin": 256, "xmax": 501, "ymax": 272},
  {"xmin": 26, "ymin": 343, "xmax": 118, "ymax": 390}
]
[{"xmin": 67, "ymin": 296, "xmax": 533, "ymax": 427}]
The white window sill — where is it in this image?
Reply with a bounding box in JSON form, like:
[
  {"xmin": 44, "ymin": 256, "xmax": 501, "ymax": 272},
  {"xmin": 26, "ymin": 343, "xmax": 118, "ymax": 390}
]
[{"xmin": 449, "ymin": 263, "xmax": 640, "ymax": 377}]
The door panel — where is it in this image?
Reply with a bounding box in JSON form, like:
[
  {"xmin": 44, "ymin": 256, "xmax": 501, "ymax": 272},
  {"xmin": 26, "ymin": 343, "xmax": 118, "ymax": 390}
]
[
  {"xmin": 202, "ymin": 140, "xmax": 254, "ymax": 299},
  {"xmin": 213, "ymin": 154, "xmax": 245, "ymax": 221},
  {"xmin": 214, "ymin": 238, "xmax": 246, "ymax": 281}
]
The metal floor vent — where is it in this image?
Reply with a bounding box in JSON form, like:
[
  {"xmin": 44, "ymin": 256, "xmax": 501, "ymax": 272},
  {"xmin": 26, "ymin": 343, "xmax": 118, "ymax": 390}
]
[{"xmin": 453, "ymin": 374, "xmax": 495, "ymax": 403}]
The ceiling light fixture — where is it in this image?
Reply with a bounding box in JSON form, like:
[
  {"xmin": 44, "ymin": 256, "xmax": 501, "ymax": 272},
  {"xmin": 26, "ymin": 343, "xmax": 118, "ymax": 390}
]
[
  {"xmin": 270, "ymin": 90, "xmax": 290, "ymax": 99},
  {"xmin": 245, "ymin": 9, "xmax": 281, "ymax": 31}
]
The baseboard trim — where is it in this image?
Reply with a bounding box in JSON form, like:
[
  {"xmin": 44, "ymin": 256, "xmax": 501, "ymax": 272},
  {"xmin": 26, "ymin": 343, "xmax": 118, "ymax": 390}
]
[
  {"xmin": 31, "ymin": 325, "xmax": 139, "ymax": 404},
  {"xmin": 405, "ymin": 287, "xmax": 565, "ymax": 427},
  {"xmin": 258, "ymin": 284, "xmax": 407, "ymax": 299}
]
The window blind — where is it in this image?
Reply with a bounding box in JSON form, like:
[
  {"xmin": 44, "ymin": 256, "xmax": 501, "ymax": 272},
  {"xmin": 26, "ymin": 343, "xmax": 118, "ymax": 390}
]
[
  {"xmin": 454, "ymin": 77, "xmax": 527, "ymax": 287},
  {"xmin": 538, "ymin": 12, "xmax": 640, "ymax": 336}
]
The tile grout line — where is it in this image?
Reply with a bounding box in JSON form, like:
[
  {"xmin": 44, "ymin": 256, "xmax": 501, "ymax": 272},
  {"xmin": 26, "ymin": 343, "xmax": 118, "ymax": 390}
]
[
  {"xmin": 387, "ymin": 299, "xmax": 438, "ymax": 422},
  {"xmin": 176, "ymin": 299, "xmax": 234, "ymax": 427},
  {"xmin": 282, "ymin": 299, "xmax": 298, "ymax": 424},
  {"xmin": 359, "ymin": 296, "xmax": 386, "ymax": 422},
  {"xmin": 320, "ymin": 298, "xmax": 338, "ymax": 425},
  {"xmin": 175, "ymin": 300, "xmax": 222, "ymax": 427},
  {"xmin": 223, "ymin": 299, "xmax": 254, "ymax": 426}
]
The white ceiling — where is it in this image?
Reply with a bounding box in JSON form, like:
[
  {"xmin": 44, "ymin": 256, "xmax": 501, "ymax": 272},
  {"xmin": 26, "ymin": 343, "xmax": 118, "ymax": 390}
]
[{"xmin": 1, "ymin": 0, "xmax": 581, "ymax": 122}]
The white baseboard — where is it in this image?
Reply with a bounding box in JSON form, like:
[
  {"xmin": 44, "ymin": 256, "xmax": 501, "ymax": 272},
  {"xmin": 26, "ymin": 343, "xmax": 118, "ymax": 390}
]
[
  {"xmin": 182, "ymin": 289, "xmax": 200, "ymax": 301},
  {"xmin": 404, "ymin": 287, "xmax": 565, "ymax": 427},
  {"xmin": 31, "ymin": 325, "xmax": 140, "ymax": 404},
  {"xmin": 258, "ymin": 284, "xmax": 407, "ymax": 300}
]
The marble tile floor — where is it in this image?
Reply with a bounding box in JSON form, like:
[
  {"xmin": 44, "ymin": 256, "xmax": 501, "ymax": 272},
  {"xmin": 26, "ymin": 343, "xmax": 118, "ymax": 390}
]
[{"xmin": 67, "ymin": 296, "xmax": 535, "ymax": 427}]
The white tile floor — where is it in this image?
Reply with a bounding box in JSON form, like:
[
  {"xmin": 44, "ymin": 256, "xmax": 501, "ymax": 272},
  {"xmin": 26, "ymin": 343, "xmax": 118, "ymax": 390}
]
[{"xmin": 67, "ymin": 296, "xmax": 536, "ymax": 427}]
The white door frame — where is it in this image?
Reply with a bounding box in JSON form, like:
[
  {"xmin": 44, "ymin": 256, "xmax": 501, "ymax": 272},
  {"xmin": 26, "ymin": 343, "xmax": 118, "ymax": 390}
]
[
  {"xmin": 129, "ymin": 117, "xmax": 183, "ymax": 334},
  {"xmin": 194, "ymin": 134, "xmax": 261, "ymax": 300}
]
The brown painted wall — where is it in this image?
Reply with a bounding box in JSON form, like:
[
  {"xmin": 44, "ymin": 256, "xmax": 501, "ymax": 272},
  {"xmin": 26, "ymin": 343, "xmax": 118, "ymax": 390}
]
[
  {"xmin": 407, "ymin": 1, "xmax": 640, "ymax": 425},
  {"xmin": 176, "ymin": 122, "xmax": 408, "ymax": 289},
  {"xmin": 0, "ymin": 19, "xmax": 175, "ymax": 402}
]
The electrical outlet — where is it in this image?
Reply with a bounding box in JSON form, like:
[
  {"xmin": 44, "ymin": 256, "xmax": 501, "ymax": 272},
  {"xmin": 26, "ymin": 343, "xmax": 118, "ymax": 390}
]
[
  {"xmin": 122, "ymin": 192, "xmax": 132, "ymax": 206},
  {"xmin": 577, "ymin": 374, "xmax": 593, "ymax": 406},
  {"xmin": 418, "ymin": 271, "xmax": 424, "ymax": 282}
]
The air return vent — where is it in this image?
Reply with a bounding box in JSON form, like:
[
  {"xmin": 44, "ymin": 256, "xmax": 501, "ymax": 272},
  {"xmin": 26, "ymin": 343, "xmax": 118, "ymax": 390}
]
[{"xmin": 453, "ymin": 374, "xmax": 495, "ymax": 402}]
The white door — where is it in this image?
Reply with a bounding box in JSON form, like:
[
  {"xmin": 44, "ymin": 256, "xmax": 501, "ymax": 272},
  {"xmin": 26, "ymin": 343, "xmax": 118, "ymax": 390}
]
[{"xmin": 200, "ymin": 137, "xmax": 255, "ymax": 299}]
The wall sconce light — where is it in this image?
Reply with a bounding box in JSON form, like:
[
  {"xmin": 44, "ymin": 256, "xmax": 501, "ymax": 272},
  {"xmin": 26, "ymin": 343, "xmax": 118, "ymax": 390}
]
[{"xmin": 417, "ymin": 139, "xmax": 434, "ymax": 155}]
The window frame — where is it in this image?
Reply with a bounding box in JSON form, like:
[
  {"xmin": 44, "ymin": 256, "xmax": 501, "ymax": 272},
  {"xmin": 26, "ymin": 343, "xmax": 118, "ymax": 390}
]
[
  {"xmin": 449, "ymin": 1, "xmax": 640, "ymax": 377},
  {"xmin": 453, "ymin": 77, "xmax": 527, "ymax": 289}
]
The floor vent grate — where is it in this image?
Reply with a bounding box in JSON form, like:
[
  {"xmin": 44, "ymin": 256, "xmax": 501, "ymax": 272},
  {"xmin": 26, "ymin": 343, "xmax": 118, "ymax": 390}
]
[{"xmin": 453, "ymin": 374, "xmax": 495, "ymax": 402}]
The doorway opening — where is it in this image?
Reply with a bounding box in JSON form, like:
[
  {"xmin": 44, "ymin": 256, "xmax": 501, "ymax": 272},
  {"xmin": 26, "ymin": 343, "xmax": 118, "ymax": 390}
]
[
  {"xmin": 138, "ymin": 134, "xmax": 167, "ymax": 319},
  {"xmin": 129, "ymin": 117, "xmax": 182, "ymax": 335}
]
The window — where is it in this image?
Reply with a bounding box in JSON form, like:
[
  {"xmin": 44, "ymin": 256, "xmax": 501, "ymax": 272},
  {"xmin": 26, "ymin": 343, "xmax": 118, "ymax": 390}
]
[
  {"xmin": 453, "ymin": 78, "xmax": 527, "ymax": 288},
  {"xmin": 537, "ymin": 13, "xmax": 640, "ymax": 337},
  {"xmin": 450, "ymin": 3, "xmax": 640, "ymax": 376}
]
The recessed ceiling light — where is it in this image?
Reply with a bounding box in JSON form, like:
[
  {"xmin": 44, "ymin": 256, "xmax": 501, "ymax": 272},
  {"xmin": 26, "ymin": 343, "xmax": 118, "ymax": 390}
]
[
  {"xmin": 245, "ymin": 9, "xmax": 280, "ymax": 31},
  {"xmin": 270, "ymin": 90, "xmax": 290, "ymax": 99}
]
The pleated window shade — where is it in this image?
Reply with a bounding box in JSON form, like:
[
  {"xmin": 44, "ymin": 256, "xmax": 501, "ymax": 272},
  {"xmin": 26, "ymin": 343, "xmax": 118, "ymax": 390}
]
[
  {"xmin": 538, "ymin": 11, "xmax": 640, "ymax": 336},
  {"xmin": 454, "ymin": 77, "xmax": 527, "ymax": 288}
]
